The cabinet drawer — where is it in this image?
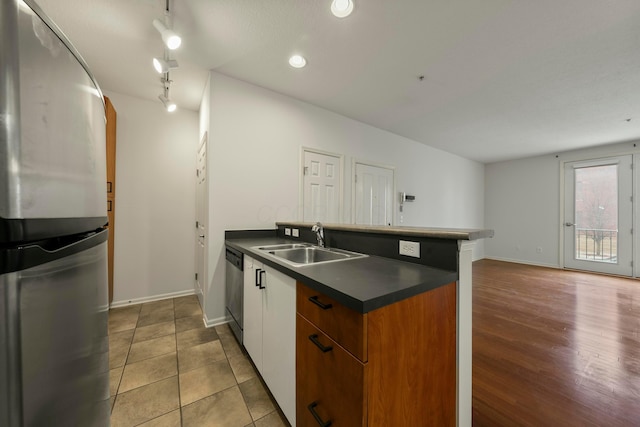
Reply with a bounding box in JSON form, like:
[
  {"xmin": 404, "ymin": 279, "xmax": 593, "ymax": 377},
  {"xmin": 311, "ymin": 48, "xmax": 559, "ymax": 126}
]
[
  {"xmin": 297, "ymin": 282, "xmax": 367, "ymax": 361},
  {"xmin": 296, "ymin": 315, "xmax": 366, "ymax": 427}
]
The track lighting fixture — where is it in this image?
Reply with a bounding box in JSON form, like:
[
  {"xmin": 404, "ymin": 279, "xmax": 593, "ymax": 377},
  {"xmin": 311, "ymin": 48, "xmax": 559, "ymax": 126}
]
[
  {"xmin": 153, "ymin": 18, "xmax": 182, "ymax": 50},
  {"xmin": 331, "ymin": 0, "xmax": 354, "ymax": 18},
  {"xmin": 158, "ymin": 94, "xmax": 177, "ymax": 112},
  {"xmin": 154, "ymin": 0, "xmax": 180, "ymax": 111},
  {"xmin": 159, "ymin": 78, "xmax": 176, "ymax": 112},
  {"xmin": 153, "ymin": 57, "xmax": 179, "ymax": 74}
]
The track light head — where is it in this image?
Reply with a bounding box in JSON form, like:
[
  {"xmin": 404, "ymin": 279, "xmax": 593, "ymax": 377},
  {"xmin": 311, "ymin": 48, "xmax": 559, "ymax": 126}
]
[
  {"xmin": 158, "ymin": 94, "xmax": 177, "ymax": 112},
  {"xmin": 153, "ymin": 19, "xmax": 182, "ymax": 50},
  {"xmin": 153, "ymin": 57, "xmax": 179, "ymax": 74}
]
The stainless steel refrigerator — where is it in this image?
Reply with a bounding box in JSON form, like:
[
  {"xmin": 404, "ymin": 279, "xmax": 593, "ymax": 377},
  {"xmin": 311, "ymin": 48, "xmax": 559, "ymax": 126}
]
[{"xmin": 1, "ymin": 0, "xmax": 111, "ymax": 425}]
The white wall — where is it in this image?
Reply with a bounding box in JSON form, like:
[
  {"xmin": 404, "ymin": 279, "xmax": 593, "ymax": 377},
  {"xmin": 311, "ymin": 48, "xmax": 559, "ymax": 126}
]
[
  {"xmin": 485, "ymin": 140, "xmax": 640, "ymax": 267},
  {"xmin": 201, "ymin": 72, "xmax": 486, "ymax": 323},
  {"xmin": 485, "ymin": 154, "xmax": 560, "ymax": 266},
  {"xmin": 106, "ymin": 91, "xmax": 199, "ymax": 305}
]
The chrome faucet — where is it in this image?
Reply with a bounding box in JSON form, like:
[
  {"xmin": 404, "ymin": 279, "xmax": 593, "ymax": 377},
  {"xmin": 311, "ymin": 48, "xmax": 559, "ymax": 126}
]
[{"xmin": 311, "ymin": 222, "xmax": 325, "ymax": 247}]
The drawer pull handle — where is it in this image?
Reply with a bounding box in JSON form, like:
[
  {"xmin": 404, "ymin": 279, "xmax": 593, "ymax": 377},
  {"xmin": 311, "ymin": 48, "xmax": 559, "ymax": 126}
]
[
  {"xmin": 309, "ymin": 334, "xmax": 333, "ymax": 353},
  {"xmin": 308, "ymin": 401, "xmax": 332, "ymax": 427},
  {"xmin": 308, "ymin": 296, "xmax": 332, "ymax": 310}
]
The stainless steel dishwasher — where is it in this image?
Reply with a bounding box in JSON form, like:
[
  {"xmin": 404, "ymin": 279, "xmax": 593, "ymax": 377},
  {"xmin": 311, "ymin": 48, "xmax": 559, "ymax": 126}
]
[{"xmin": 225, "ymin": 246, "xmax": 244, "ymax": 344}]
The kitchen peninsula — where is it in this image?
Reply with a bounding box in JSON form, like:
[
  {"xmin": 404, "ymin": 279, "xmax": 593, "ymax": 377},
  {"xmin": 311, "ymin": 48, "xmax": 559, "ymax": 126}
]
[{"xmin": 225, "ymin": 222, "xmax": 493, "ymax": 427}]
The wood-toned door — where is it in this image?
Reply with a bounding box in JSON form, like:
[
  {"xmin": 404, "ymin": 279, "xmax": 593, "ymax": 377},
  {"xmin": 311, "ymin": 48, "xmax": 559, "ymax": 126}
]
[{"xmin": 105, "ymin": 96, "xmax": 117, "ymax": 304}]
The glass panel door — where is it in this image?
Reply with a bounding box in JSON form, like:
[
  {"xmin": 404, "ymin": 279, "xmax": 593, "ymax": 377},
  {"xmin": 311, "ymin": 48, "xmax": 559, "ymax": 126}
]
[{"xmin": 563, "ymin": 156, "xmax": 633, "ymax": 276}]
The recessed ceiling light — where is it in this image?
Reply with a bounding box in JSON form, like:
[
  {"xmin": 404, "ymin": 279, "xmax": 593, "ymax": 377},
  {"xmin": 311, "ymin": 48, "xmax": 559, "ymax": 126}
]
[
  {"xmin": 331, "ymin": 0, "xmax": 354, "ymax": 18},
  {"xmin": 289, "ymin": 55, "xmax": 307, "ymax": 68}
]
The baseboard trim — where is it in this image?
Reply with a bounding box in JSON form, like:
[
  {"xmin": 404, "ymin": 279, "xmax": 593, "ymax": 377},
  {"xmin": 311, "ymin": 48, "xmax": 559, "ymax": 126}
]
[
  {"xmin": 204, "ymin": 314, "xmax": 230, "ymax": 328},
  {"xmin": 482, "ymin": 256, "xmax": 561, "ymax": 269},
  {"xmin": 110, "ymin": 289, "xmax": 196, "ymax": 308}
]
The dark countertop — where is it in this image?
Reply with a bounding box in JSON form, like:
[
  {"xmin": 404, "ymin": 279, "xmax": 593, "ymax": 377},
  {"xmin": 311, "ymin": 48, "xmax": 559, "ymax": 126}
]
[
  {"xmin": 276, "ymin": 222, "xmax": 494, "ymax": 241},
  {"xmin": 226, "ymin": 236, "xmax": 458, "ymax": 314}
]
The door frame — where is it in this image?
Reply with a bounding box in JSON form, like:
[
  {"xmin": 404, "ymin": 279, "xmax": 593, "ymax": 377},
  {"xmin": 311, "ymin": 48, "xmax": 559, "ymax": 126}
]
[
  {"xmin": 351, "ymin": 159, "xmax": 396, "ymax": 225},
  {"xmin": 634, "ymin": 153, "xmax": 640, "ymax": 278},
  {"xmin": 299, "ymin": 147, "xmax": 344, "ymax": 222},
  {"xmin": 559, "ymin": 154, "xmax": 634, "ymax": 276},
  {"xmin": 195, "ymin": 132, "xmax": 208, "ymax": 306}
]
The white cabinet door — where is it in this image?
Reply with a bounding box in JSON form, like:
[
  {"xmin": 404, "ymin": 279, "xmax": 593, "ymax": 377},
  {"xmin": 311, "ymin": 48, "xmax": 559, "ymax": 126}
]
[
  {"xmin": 243, "ymin": 256, "xmax": 263, "ymax": 371},
  {"xmin": 242, "ymin": 257, "xmax": 296, "ymax": 426},
  {"xmin": 262, "ymin": 267, "xmax": 296, "ymax": 425}
]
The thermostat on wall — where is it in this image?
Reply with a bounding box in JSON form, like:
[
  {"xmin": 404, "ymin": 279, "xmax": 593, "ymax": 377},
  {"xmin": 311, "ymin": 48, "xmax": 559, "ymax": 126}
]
[
  {"xmin": 399, "ymin": 192, "xmax": 415, "ymax": 203},
  {"xmin": 399, "ymin": 192, "xmax": 416, "ymax": 212}
]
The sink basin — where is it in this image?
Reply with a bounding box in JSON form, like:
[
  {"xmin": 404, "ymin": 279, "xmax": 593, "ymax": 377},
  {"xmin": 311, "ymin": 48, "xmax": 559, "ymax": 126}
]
[
  {"xmin": 253, "ymin": 244, "xmax": 367, "ymax": 266},
  {"xmin": 256, "ymin": 243, "xmax": 312, "ymax": 251}
]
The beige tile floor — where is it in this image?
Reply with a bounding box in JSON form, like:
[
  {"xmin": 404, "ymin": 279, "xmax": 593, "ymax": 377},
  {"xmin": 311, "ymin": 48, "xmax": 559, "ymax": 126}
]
[{"xmin": 108, "ymin": 295, "xmax": 289, "ymax": 427}]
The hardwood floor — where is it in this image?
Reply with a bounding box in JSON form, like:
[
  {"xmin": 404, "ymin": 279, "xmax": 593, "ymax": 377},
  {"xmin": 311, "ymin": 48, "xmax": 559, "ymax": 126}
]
[{"xmin": 472, "ymin": 259, "xmax": 640, "ymax": 427}]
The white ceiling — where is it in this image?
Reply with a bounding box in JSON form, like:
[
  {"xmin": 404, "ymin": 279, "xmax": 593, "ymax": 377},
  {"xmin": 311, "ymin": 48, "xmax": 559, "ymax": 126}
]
[{"xmin": 34, "ymin": 0, "xmax": 640, "ymax": 163}]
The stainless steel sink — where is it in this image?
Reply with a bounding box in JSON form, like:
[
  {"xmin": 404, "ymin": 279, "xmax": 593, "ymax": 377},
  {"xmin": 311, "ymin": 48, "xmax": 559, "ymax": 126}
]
[
  {"xmin": 256, "ymin": 243, "xmax": 312, "ymax": 251},
  {"xmin": 253, "ymin": 244, "xmax": 367, "ymax": 266}
]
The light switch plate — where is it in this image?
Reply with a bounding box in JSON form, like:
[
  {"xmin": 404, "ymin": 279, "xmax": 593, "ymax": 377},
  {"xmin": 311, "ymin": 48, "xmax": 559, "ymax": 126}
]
[
  {"xmin": 292, "ymin": 229, "xmax": 299, "ymax": 237},
  {"xmin": 399, "ymin": 240, "xmax": 420, "ymax": 258},
  {"xmin": 284, "ymin": 228, "xmax": 291, "ymax": 236}
]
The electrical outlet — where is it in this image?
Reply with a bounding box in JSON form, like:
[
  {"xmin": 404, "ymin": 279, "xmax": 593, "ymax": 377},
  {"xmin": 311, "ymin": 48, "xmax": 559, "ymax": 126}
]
[
  {"xmin": 292, "ymin": 229, "xmax": 299, "ymax": 237},
  {"xmin": 399, "ymin": 240, "xmax": 420, "ymax": 258},
  {"xmin": 284, "ymin": 228, "xmax": 291, "ymax": 236}
]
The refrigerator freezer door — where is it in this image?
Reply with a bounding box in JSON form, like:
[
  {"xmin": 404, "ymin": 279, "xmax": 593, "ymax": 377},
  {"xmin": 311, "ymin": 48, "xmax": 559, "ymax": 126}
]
[
  {"xmin": 0, "ymin": 230, "xmax": 110, "ymax": 427},
  {"xmin": 0, "ymin": 1, "xmax": 107, "ymax": 239}
]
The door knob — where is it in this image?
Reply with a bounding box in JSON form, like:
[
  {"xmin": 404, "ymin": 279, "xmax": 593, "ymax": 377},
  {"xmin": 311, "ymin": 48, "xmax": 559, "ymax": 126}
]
[{"xmin": 564, "ymin": 222, "xmax": 575, "ymax": 227}]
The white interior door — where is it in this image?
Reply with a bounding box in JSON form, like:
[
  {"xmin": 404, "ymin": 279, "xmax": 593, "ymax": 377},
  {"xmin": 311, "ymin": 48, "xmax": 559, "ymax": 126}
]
[
  {"xmin": 302, "ymin": 149, "xmax": 342, "ymax": 222},
  {"xmin": 195, "ymin": 133, "xmax": 207, "ymax": 305},
  {"xmin": 353, "ymin": 162, "xmax": 394, "ymax": 226},
  {"xmin": 563, "ymin": 155, "xmax": 632, "ymax": 276}
]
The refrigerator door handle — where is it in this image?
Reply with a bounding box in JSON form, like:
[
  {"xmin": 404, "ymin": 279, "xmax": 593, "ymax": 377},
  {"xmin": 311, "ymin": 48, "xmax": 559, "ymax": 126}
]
[{"xmin": 1, "ymin": 229, "xmax": 109, "ymax": 275}]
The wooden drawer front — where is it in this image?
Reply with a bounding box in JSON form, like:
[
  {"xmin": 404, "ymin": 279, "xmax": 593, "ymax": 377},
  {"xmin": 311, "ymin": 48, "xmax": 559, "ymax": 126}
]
[
  {"xmin": 297, "ymin": 315, "xmax": 366, "ymax": 427},
  {"xmin": 296, "ymin": 282, "xmax": 367, "ymax": 361}
]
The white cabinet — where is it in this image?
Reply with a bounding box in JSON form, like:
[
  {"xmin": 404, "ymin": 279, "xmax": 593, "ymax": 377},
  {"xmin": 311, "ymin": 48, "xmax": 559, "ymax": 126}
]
[
  {"xmin": 243, "ymin": 256, "xmax": 296, "ymax": 425},
  {"xmin": 243, "ymin": 256, "xmax": 263, "ymax": 368}
]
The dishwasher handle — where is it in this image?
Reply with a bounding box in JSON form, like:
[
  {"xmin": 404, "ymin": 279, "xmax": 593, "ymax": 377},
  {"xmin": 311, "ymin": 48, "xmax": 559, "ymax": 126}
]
[{"xmin": 225, "ymin": 246, "xmax": 244, "ymax": 271}]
